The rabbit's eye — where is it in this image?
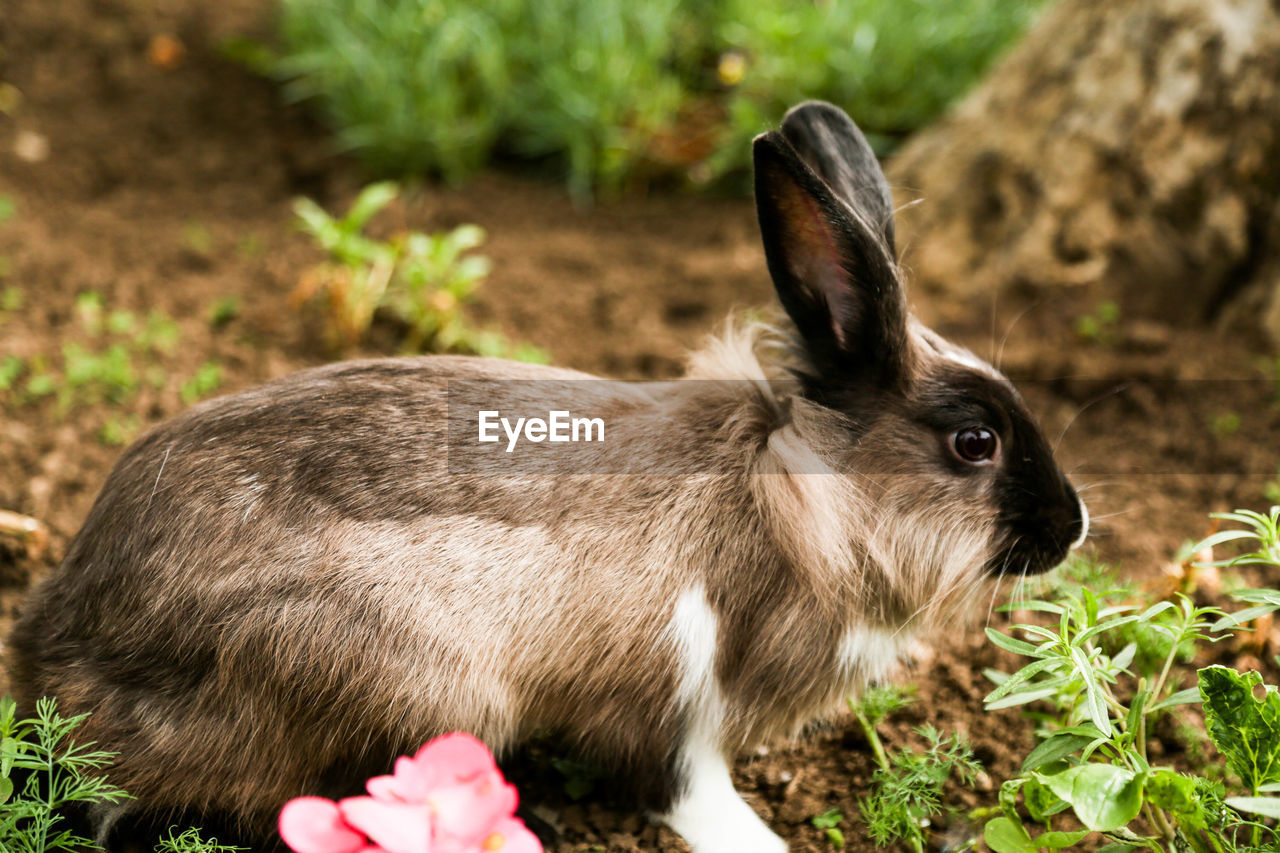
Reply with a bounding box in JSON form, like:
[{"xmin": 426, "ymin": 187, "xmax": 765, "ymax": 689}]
[{"xmin": 952, "ymin": 427, "xmax": 998, "ymax": 464}]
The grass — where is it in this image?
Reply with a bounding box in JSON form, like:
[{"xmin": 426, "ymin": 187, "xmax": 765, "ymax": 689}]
[{"xmin": 270, "ymin": 0, "xmax": 1048, "ymax": 195}]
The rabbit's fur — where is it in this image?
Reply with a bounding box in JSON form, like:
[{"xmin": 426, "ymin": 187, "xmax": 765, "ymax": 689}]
[{"xmin": 7, "ymin": 103, "xmax": 1085, "ymax": 853}]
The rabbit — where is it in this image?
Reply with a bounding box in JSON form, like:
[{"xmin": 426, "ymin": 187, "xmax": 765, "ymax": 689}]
[{"xmin": 6, "ymin": 101, "xmax": 1086, "ymax": 853}]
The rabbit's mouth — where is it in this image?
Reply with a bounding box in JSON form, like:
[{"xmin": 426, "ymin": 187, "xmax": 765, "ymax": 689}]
[{"xmin": 987, "ymin": 493, "xmax": 1088, "ymax": 577}]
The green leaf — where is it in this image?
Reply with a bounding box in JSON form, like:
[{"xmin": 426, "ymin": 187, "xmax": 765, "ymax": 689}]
[
  {"xmin": 1149, "ymin": 687, "xmax": 1202, "ymax": 712},
  {"xmin": 1037, "ymin": 765, "xmax": 1145, "ymax": 832},
  {"xmin": 999, "ymin": 778, "xmax": 1025, "ymax": 823},
  {"xmin": 1147, "ymin": 770, "xmax": 1205, "ymax": 831},
  {"xmin": 1082, "ymin": 587, "xmax": 1098, "ymax": 626},
  {"xmin": 344, "ymin": 181, "xmax": 400, "ymax": 231},
  {"xmin": 985, "ymin": 658, "xmax": 1059, "ymax": 705},
  {"xmin": 1022, "ymin": 733, "xmax": 1104, "ymax": 772},
  {"xmin": 1024, "ymin": 775, "xmax": 1070, "ymax": 823},
  {"xmin": 1223, "ymin": 796, "xmax": 1280, "ymax": 819},
  {"xmin": 1199, "ymin": 666, "xmax": 1280, "ymax": 790},
  {"xmin": 987, "ymin": 687, "xmax": 1063, "ymax": 711},
  {"xmin": 984, "ymin": 817, "xmax": 1036, "ymax": 853},
  {"xmin": 986, "ymin": 627, "xmax": 1041, "ymax": 658},
  {"xmin": 1068, "ymin": 646, "xmax": 1112, "ymax": 733},
  {"xmin": 1029, "ymin": 829, "xmax": 1090, "ymax": 849}
]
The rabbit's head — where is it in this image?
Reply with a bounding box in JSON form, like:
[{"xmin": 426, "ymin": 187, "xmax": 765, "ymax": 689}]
[{"xmin": 752, "ymin": 102, "xmax": 1086, "ymax": 622}]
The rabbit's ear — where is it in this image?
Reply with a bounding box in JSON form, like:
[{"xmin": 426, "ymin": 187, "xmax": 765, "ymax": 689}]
[
  {"xmin": 753, "ymin": 129, "xmax": 908, "ymax": 386},
  {"xmin": 780, "ymin": 101, "xmax": 895, "ymax": 255}
]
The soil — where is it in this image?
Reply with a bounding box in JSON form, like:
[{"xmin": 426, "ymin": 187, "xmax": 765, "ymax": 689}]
[{"xmin": 1, "ymin": 1, "xmax": 1278, "ymax": 852}]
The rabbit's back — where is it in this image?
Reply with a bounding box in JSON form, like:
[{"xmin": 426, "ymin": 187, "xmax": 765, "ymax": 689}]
[{"xmin": 7, "ymin": 355, "xmax": 699, "ymax": 823}]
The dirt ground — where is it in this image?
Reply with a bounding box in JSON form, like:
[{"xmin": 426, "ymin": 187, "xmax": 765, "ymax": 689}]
[{"xmin": 1, "ymin": 1, "xmax": 1278, "ymax": 851}]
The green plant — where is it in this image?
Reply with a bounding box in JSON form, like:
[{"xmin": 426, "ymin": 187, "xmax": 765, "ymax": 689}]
[
  {"xmin": 0, "ymin": 194, "xmax": 14, "ymax": 223},
  {"xmin": 207, "ymin": 297, "xmax": 240, "ymax": 329},
  {"xmin": 153, "ymin": 826, "xmax": 244, "ymax": 853},
  {"xmin": 811, "ymin": 807, "xmax": 845, "ymax": 849},
  {"xmin": 293, "ymin": 182, "xmax": 544, "ymax": 361},
  {"xmin": 1, "ymin": 286, "xmax": 22, "ymax": 312},
  {"xmin": 273, "ymin": 0, "xmax": 1044, "ymax": 194},
  {"xmin": 0, "ymin": 696, "xmax": 129, "ymax": 853},
  {"xmin": 1, "ymin": 697, "xmax": 245, "ymax": 853},
  {"xmin": 1264, "ymin": 468, "xmax": 1280, "ymax": 506},
  {"xmin": 1074, "ymin": 300, "xmax": 1121, "ymax": 344},
  {"xmin": 983, "ymin": 507, "xmax": 1280, "ymax": 852},
  {"xmin": 277, "ymin": 0, "xmax": 688, "ymax": 196},
  {"xmin": 0, "ymin": 355, "xmax": 22, "ymax": 391},
  {"xmin": 97, "ymin": 413, "xmax": 141, "ymax": 446},
  {"xmin": 1210, "ymin": 411, "xmax": 1242, "ymax": 438},
  {"xmin": 707, "ymin": 0, "xmax": 1046, "ymax": 181},
  {"xmin": 849, "ymin": 686, "xmax": 979, "ymax": 852},
  {"xmin": 180, "ymin": 362, "xmax": 223, "ymax": 405}
]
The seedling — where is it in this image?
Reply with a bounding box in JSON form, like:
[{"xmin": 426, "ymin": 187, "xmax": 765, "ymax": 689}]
[
  {"xmin": 1074, "ymin": 301, "xmax": 1121, "ymax": 344},
  {"xmin": 0, "ymin": 696, "xmax": 128, "ymax": 853},
  {"xmin": 293, "ymin": 182, "xmax": 544, "ymax": 361},
  {"xmin": 849, "ymin": 686, "xmax": 979, "ymax": 852},
  {"xmin": 0, "ymin": 697, "xmax": 243, "ymax": 853},
  {"xmin": 1, "ymin": 287, "xmax": 21, "ymax": 312},
  {"xmin": 98, "ymin": 413, "xmax": 142, "ymax": 447},
  {"xmin": 811, "ymin": 807, "xmax": 845, "ymax": 849},
  {"xmin": 182, "ymin": 222, "xmax": 214, "ymax": 256},
  {"xmin": 1265, "ymin": 468, "xmax": 1280, "ymax": 506},
  {"xmin": 153, "ymin": 827, "xmax": 245, "ymax": 853},
  {"xmin": 207, "ymin": 297, "xmax": 240, "ymax": 329},
  {"xmin": 1210, "ymin": 411, "xmax": 1241, "ymax": 438},
  {"xmin": 180, "ymin": 362, "xmax": 223, "ymax": 405}
]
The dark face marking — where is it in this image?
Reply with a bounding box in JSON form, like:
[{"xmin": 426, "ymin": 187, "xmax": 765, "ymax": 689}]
[{"xmin": 910, "ymin": 366, "xmax": 1084, "ymax": 576}]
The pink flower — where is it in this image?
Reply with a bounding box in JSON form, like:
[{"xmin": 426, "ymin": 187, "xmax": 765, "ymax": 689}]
[
  {"xmin": 279, "ymin": 734, "xmax": 542, "ymax": 853},
  {"xmin": 278, "ymin": 797, "xmax": 382, "ymax": 853}
]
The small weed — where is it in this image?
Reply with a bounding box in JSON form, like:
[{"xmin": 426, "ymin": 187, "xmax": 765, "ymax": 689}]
[
  {"xmin": 849, "ymin": 686, "xmax": 976, "ymax": 852},
  {"xmin": 0, "ymin": 355, "xmax": 22, "ymax": 391},
  {"xmin": 550, "ymin": 757, "xmax": 607, "ymax": 801},
  {"xmin": 98, "ymin": 413, "xmax": 142, "ymax": 447},
  {"xmin": 0, "ymin": 288, "xmax": 18, "ymax": 315},
  {"xmin": 293, "ymin": 182, "xmax": 544, "ymax": 360},
  {"xmin": 208, "ymin": 297, "xmax": 240, "ymax": 329},
  {"xmin": 153, "ymin": 826, "xmax": 245, "ymax": 853},
  {"xmin": 1, "ymin": 697, "xmax": 238, "ymax": 853},
  {"xmin": 0, "ymin": 696, "xmax": 129, "ymax": 853},
  {"xmin": 1210, "ymin": 411, "xmax": 1241, "ymax": 438},
  {"xmin": 811, "ymin": 808, "xmax": 845, "ymax": 849},
  {"xmin": 180, "ymin": 362, "xmax": 223, "ymax": 405},
  {"xmin": 182, "ymin": 222, "xmax": 214, "ymax": 256},
  {"xmin": 861, "ymin": 726, "xmax": 980, "ymax": 853},
  {"xmin": 0, "ymin": 194, "xmax": 14, "ymax": 223},
  {"xmin": 1073, "ymin": 300, "xmax": 1120, "ymax": 344},
  {"xmin": 1265, "ymin": 468, "xmax": 1280, "ymax": 505}
]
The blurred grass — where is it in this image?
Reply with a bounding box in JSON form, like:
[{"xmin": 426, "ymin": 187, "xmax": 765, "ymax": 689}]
[{"xmin": 274, "ymin": 0, "xmax": 1049, "ymax": 196}]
